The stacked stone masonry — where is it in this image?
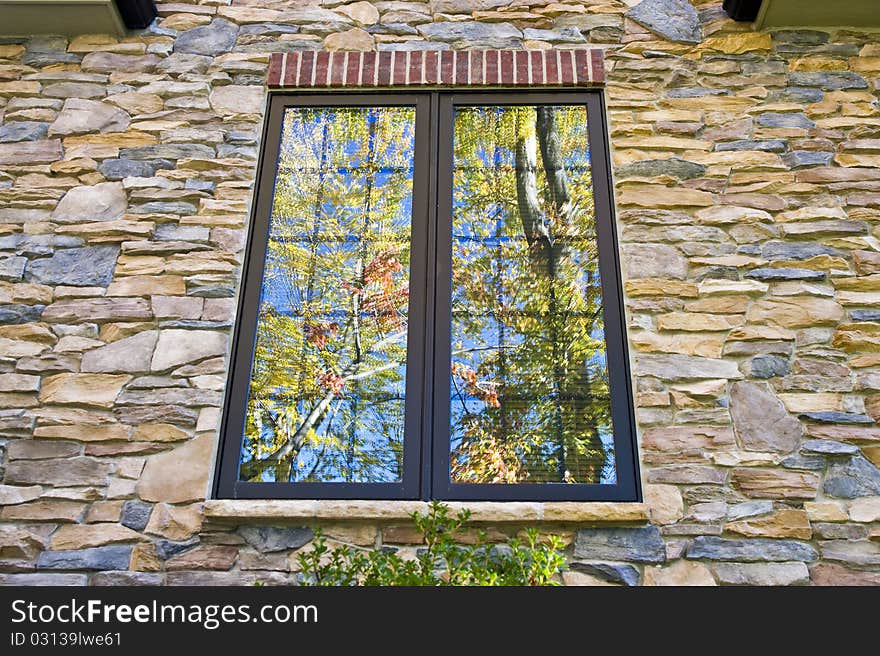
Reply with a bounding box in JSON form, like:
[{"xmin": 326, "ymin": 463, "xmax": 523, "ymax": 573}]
[{"xmin": 0, "ymin": 0, "xmax": 879, "ymax": 586}]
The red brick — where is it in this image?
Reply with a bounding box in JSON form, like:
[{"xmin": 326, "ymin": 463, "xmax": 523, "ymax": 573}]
[
  {"xmin": 345, "ymin": 52, "xmax": 361, "ymax": 86},
  {"xmin": 469, "ymin": 50, "xmax": 483, "ymax": 85},
  {"xmin": 408, "ymin": 50, "xmax": 423, "ymax": 85},
  {"xmin": 546, "ymin": 50, "xmax": 559, "ymax": 85},
  {"xmin": 574, "ymin": 49, "xmax": 589, "ymax": 85},
  {"xmin": 591, "ymin": 48, "xmax": 604, "ymax": 83},
  {"xmin": 362, "ymin": 51, "xmax": 376, "ymax": 86},
  {"xmin": 329, "ymin": 52, "xmax": 345, "ymax": 87},
  {"xmin": 424, "ymin": 50, "xmax": 439, "ymax": 85},
  {"xmin": 500, "ymin": 50, "xmax": 514, "ymax": 85},
  {"xmin": 268, "ymin": 53, "xmax": 282, "ymax": 87},
  {"xmin": 485, "ymin": 49, "xmax": 499, "ymax": 85},
  {"xmin": 514, "ymin": 50, "xmax": 529, "ymax": 85},
  {"xmin": 529, "ymin": 50, "xmax": 543, "ymax": 86},
  {"xmin": 377, "ymin": 51, "xmax": 392, "ymax": 86},
  {"xmin": 283, "ymin": 53, "xmax": 297, "ymax": 87},
  {"xmin": 560, "ymin": 49, "xmax": 574, "ymax": 85},
  {"xmin": 315, "ymin": 51, "xmax": 332, "ymax": 87},
  {"xmin": 439, "ymin": 50, "xmax": 454, "ymax": 85},
  {"xmin": 392, "ymin": 50, "xmax": 407, "ymax": 85},
  {"xmin": 455, "ymin": 50, "xmax": 468, "ymax": 85},
  {"xmin": 299, "ymin": 51, "xmax": 315, "ymax": 87}
]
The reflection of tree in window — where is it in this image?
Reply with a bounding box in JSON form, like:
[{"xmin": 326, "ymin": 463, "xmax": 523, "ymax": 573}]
[
  {"xmin": 449, "ymin": 105, "xmax": 616, "ymax": 485},
  {"xmin": 240, "ymin": 107, "xmax": 415, "ymax": 484}
]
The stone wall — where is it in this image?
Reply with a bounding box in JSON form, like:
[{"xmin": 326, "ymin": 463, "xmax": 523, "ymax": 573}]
[{"xmin": 1, "ymin": 0, "xmax": 879, "ymax": 586}]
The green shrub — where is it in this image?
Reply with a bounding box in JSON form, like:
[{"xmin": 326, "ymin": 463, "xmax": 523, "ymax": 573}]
[{"xmin": 296, "ymin": 501, "xmax": 567, "ymax": 586}]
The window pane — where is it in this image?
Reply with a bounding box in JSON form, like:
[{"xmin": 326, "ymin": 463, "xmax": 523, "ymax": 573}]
[
  {"xmin": 449, "ymin": 105, "xmax": 616, "ymax": 485},
  {"xmin": 240, "ymin": 106, "xmax": 416, "ymax": 484}
]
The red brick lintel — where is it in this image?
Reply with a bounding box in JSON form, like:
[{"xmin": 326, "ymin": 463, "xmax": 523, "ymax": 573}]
[{"xmin": 267, "ymin": 49, "xmax": 605, "ymax": 89}]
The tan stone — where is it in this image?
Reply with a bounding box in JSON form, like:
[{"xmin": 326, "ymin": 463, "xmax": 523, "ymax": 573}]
[
  {"xmin": 725, "ymin": 509, "xmax": 812, "ymax": 539},
  {"xmin": 323, "ymin": 27, "xmax": 376, "ymax": 52},
  {"xmin": 0, "ymin": 526, "xmax": 45, "ymax": 559},
  {"xmin": 727, "ymin": 325, "xmax": 796, "ymax": 341},
  {"xmin": 625, "ymin": 279, "xmax": 698, "ymax": 297},
  {"xmin": 833, "ymin": 323, "xmax": 880, "ymax": 353},
  {"xmin": 685, "ymin": 296, "xmax": 750, "ymax": 313},
  {"xmin": 137, "ymin": 435, "xmax": 213, "ymax": 503},
  {"xmin": 838, "ymin": 291, "xmax": 880, "ymax": 306},
  {"xmin": 0, "ymin": 484, "xmax": 42, "ymax": 505},
  {"xmin": 702, "ymin": 32, "xmax": 771, "ymax": 54},
  {"xmin": 161, "ymin": 12, "xmax": 212, "ymax": 30},
  {"xmin": 50, "ymin": 523, "xmax": 146, "ymax": 550},
  {"xmin": 323, "ymin": 525, "xmax": 378, "ymax": 547},
  {"xmin": 33, "ymin": 424, "xmax": 131, "ymax": 442},
  {"xmin": 657, "ymin": 312, "xmax": 742, "ymax": 332},
  {"xmin": 131, "ymin": 542, "xmax": 163, "ymax": 572},
  {"xmin": 107, "ymin": 275, "xmax": 186, "ymax": 297},
  {"xmin": 166, "ymin": 545, "xmax": 238, "ymax": 571},
  {"xmin": 86, "ymin": 501, "xmax": 124, "ymax": 523},
  {"xmin": 618, "ymin": 186, "xmax": 714, "ymax": 208},
  {"xmin": 849, "ymin": 497, "xmax": 880, "ymax": 523},
  {"xmin": 39, "ymin": 373, "xmax": 130, "ymax": 408},
  {"xmin": 644, "ymin": 560, "xmax": 716, "ymax": 586},
  {"xmin": 732, "ymin": 468, "xmax": 820, "ymax": 500},
  {"xmin": 630, "ymin": 332, "xmax": 724, "ymax": 358},
  {"xmin": 748, "ymin": 297, "xmax": 844, "ymax": 328},
  {"xmin": 642, "ymin": 426, "xmax": 734, "ymax": 452},
  {"xmin": 562, "ymin": 570, "xmax": 617, "ymax": 586},
  {"xmin": 865, "ymin": 446, "xmax": 880, "ymax": 468},
  {"xmin": 106, "ymin": 92, "xmax": 164, "ymax": 115},
  {"xmin": 778, "ymin": 393, "xmax": 843, "ymax": 413},
  {"xmin": 644, "ymin": 484, "xmax": 683, "ymax": 525},
  {"xmin": 209, "ymin": 85, "xmax": 264, "ymax": 116},
  {"xmin": 1, "ymin": 500, "xmax": 85, "ymax": 522},
  {"xmin": 132, "ymin": 423, "xmax": 190, "ymax": 442},
  {"xmin": 699, "ymin": 279, "xmax": 768, "ymax": 296},
  {"xmin": 145, "ymin": 502, "xmax": 203, "ymax": 540},
  {"xmin": 694, "ymin": 205, "xmax": 772, "ymax": 225},
  {"xmin": 338, "ymin": 1, "xmax": 379, "ymax": 25},
  {"xmin": 835, "ymin": 153, "xmax": 880, "ymax": 167},
  {"xmin": 804, "ymin": 501, "xmax": 848, "ymax": 522}
]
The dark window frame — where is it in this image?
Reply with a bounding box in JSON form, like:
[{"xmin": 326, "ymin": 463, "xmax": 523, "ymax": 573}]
[{"xmin": 213, "ymin": 90, "xmax": 641, "ymax": 502}]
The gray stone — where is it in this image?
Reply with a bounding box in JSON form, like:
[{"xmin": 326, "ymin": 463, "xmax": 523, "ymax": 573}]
[
  {"xmin": 713, "ymin": 562, "xmax": 809, "ymax": 586},
  {"xmin": 91, "ymin": 572, "xmax": 163, "ymax": 586},
  {"xmin": 622, "ymin": 243, "xmax": 688, "ymax": 279},
  {"xmin": 81, "ymin": 52, "xmax": 160, "ymax": 74},
  {"xmin": 799, "ymin": 411, "xmax": 874, "ymax": 424},
  {"xmin": 0, "ymin": 256, "xmax": 26, "ymax": 281},
  {"xmin": 729, "ymin": 381, "xmax": 802, "ymax": 453},
  {"xmin": 51, "ymin": 182, "xmax": 127, "ymax": 224},
  {"xmin": 783, "ymin": 151, "xmax": 834, "ymax": 168},
  {"xmin": 823, "ymin": 456, "xmax": 880, "ymax": 499},
  {"xmin": 790, "ymin": 71, "xmax": 868, "ymax": 90},
  {"xmin": 129, "ymin": 201, "xmax": 198, "ymax": 215},
  {"xmin": 626, "ymin": 0, "xmax": 701, "ymax": 43},
  {"xmin": 522, "ymin": 27, "xmax": 585, "ymax": 43},
  {"xmin": 81, "ymin": 331, "xmax": 158, "ymax": 374},
  {"xmin": 23, "ymin": 36, "xmax": 80, "ymax": 67},
  {"xmin": 49, "ymin": 98, "xmax": 130, "ymax": 136},
  {"xmin": 715, "ymin": 140, "xmax": 788, "ymax": 153},
  {"xmin": 121, "ymin": 500, "xmax": 153, "ymax": 531},
  {"xmin": 781, "ymin": 454, "xmax": 827, "ymax": 470},
  {"xmin": 727, "ymin": 500, "xmax": 774, "ymax": 521},
  {"xmin": 99, "ymin": 159, "xmax": 166, "ymax": 180},
  {"xmin": 686, "ymin": 537, "xmax": 818, "ymax": 562},
  {"xmin": 760, "ymin": 242, "xmax": 843, "ymax": 261},
  {"xmin": 26, "ymin": 245, "xmax": 119, "ymax": 287},
  {"xmin": 238, "ymin": 527, "xmax": 314, "ymax": 554},
  {"xmin": 174, "ymin": 19, "xmax": 239, "ymax": 56},
  {"xmin": 667, "ymin": 87, "xmax": 726, "ymax": 98},
  {"xmin": 0, "ymin": 304, "xmax": 44, "ymax": 324},
  {"xmin": 117, "ymin": 388, "xmax": 221, "ymax": 407},
  {"xmin": 114, "ymin": 405, "xmax": 198, "ymax": 426},
  {"xmin": 0, "ymin": 121, "xmax": 49, "ymax": 143},
  {"xmin": 155, "ymin": 224, "xmax": 209, "ymax": 242},
  {"xmin": 615, "ymin": 158, "xmax": 706, "ymax": 180},
  {"xmin": 42, "ymin": 82, "xmax": 105, "ymax": 99},
  {"xmin": 37, "ymin": 546, "xmax": 132, "ymax": 570},
  {"xmin": 569, "ymin": 562, "xmax": 640, "ymax": 586},
  {"xmin": 749, "ymin": 355, "xmax": 790, "ymax": 379},
  {"xmin": 120, "ymin": 144, "xmax": 215, "ymax": 160},
  {"xmin": 746, "ymin": 268, "xmax": 826, "ymax": 281},
  {"xmin": 756, "ymin": 113, "xmax": 815, "ymax": 129},
  {"xmin": 635, "ymin": 354, "xmax": 742, "ymax": 380},
  {"xmin": 770, "ymin": 87, "xmax": 825, "ymax": 103},
  {"xmin": 851, "ymin": 310, "xmax": 880, "ymax": 322},
  {"xmin": 0, "ymin": 139, "xmax": 63, "ymax": 165},
  {"xmin": 155, "ymin": 538, "xmax": 199, "ymax": 560},
  {"xmin": 416, "ymin": 21, "xmax": 522, "ymax": 43},
  {"xmin": 819, "ymin": 540, "xmax": 880, "ymax": 566},
  {"xmin": 151, "ymin": 329, "xmax": 227, "ymax": 372},
  {"xmin": 184, "ymin": 179, "xmax": 214, "ymax": 193},
  {"xmin": 0, "ymin": 573, "xmax": 88, "ymax": 585},
  {"xmin": 573, "ymin": 527, "xmax": 665, "ymax": 564},
  {"xmin": 801, "ymin": 440, "xmax": 860, "ymax": 456}
]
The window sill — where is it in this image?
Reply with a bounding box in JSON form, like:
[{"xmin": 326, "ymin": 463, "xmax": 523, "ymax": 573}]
[{"xmin": 204, "ymin": 500, "xmax": 648, "ymax": 524}]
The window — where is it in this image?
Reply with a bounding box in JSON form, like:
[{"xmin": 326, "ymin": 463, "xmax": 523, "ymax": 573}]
[{"xmin": 214, "ymin": 91, "xmax": 640, "ymax": 502}]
